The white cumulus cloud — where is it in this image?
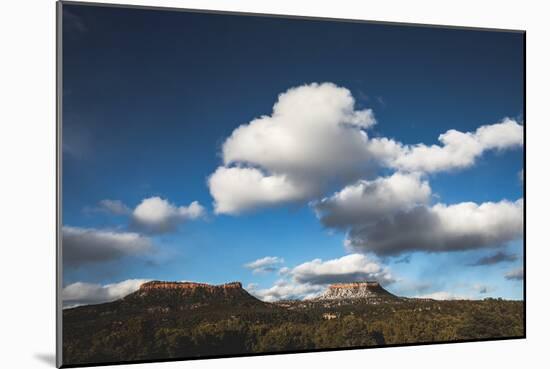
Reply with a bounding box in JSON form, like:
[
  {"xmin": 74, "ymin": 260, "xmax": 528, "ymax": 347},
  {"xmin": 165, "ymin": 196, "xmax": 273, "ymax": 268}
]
[
  {"xmin": 209, "ymin": 82, "xmax": 378, "ymax": 214},
  {"xmin": 345, "ymin": 198, "xmax": 523, "ymax": 256},
  {"xmin": 208, "ymin": 167, "xmax": 312, "ymax": 215},
  {"xmin": 290, "ymin": 254, "xmax": 395, "ymax": 285},
  {"xmin": 382, "ymin": 118, "xmax": 523, "ymax": 173},
  {"xmin": 208, "ymin": 83, "xmax": 522, "ymax": 216},
  {"xmin": 315, "ymin": 172, "xmax": 431, "ymax": 229},
  {"xmin": 132, "ymin": 196, "xmax": 205, "ymax": 234}
]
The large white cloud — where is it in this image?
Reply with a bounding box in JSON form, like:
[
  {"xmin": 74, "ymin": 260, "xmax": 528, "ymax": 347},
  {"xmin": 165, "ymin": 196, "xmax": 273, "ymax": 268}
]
[
  {"xmin": 209, "ymin": 82, "xmax": 378, "ymax": 214},
  {"xmin": 63, "ymin": 279, "xmax": 150, "ymax": 308},
  {"xmin": 290, "ymin": 254, "xmax": 395, "ymax": 285},
  {"xmin": 208, "ymin": 167, "xmax": 313, "ymax": 215},
  {"xmin": 208, "ymin": 83, "xmax": 522, "ymax": 215},
  {"xmin": 345, "ymin": 199, "xmax": 523, "ymax": 256},
  {"xmin": 132, "ymin": 196, "xmax": 205, "ymax": 234},
  {"xmin": 380, "ymin": 118, "xmax": 523, "ymax": 173},
  {"xmin": 63, "ymin": 226, "xmax": 153, "ymax": 267},
  {"xmin": 315, "ymin": 172, "xmax": 431, "ymax": 229}
]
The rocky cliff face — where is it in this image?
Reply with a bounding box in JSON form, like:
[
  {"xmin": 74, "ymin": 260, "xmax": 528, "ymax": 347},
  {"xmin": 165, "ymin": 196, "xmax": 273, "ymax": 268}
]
[
  {"xmin": 139, "ymin": 281, "xmax": 243, "ymax": 292},
  {"xmin": 124, "ymin": 280, "xmax": 264, "ymax": 308},
  {"xmin": 316, "ymin": 281, "xmax": 397, "ymax": 300}
]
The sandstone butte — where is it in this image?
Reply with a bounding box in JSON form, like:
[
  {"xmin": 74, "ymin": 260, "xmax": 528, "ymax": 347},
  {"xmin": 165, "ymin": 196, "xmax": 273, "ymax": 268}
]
[
  {"xmin": 139, "ymin": 281, "xmax": 243, "ymax": 292},
  {"xmin": 327, "ymin": 281, "xmax": 381, "ymax": 289}
]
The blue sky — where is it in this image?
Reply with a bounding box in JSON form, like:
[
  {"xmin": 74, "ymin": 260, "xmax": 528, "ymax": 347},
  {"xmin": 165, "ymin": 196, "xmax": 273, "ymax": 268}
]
[{"xmin": 61, "ymin": 4, "xmax": 524, "ymax": 305}]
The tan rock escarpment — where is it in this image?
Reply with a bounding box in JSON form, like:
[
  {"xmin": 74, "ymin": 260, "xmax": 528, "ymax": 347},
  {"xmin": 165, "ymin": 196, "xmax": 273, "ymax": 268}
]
[
  {"xmin": 131, "ymin": 281, "xmax": 260, "ymax": 305},
  {"xmin": 317, "ymin": 281, "xmax": 396, "ymax": 300},
  {"xmin": 139, "ymin": 281, "xmax": 243, "ymax": 292}
]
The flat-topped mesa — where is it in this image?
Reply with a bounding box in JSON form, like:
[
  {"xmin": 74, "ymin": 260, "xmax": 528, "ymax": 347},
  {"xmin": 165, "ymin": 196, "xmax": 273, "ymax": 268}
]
[
  {"xmin": 139, "ymin": 281, "xmax": 242, "ymax": 291},
  {"xmin": 317, "ymin": 281, "xmax": 396, "ymax": 301},
  {"xmin": 129, "ymin": 280, "xmax": 260, "ymax": 306},
  {"xmin": 328, "ymin": 281, "xmax": 380, "ymax": 289}
]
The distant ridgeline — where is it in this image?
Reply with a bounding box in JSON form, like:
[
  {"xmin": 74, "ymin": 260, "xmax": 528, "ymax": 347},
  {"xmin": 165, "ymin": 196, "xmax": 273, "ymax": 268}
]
[{"xmin": 63, "ymin": 280, "xmax": 524, "ymax": 366}]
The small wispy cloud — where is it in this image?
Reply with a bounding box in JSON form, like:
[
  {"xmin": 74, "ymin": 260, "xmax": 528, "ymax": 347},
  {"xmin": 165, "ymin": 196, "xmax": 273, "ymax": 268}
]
[
  {"xmin": 472, "ymin": 283, "xmax": 495, "ymax": 294},
  {"xmin": 468, "ymin": 251, "xmax": 518, "ymax": 266},
  {"xmin": 414, "ymin": 291, "xmax": 472, "ymax": 300},
  {"xmin": 244, "ymin": 256, "xmax": 284, "ymax": 274},
  {"xmin": 63, "ymin": 8, "xmax": 88, "ymax": 33},
  {"xmin": 394, "ymin": 255, "xmax": 412, "ymax": 264},
  {"xmin": 99, "ymin": 199, "xmax": 131, "ymax": 215},
  {"xmin": 505, "ymin": 267, "xmax": 524, "ymax": 281},
  {"xmin": 518, "ymin": 169, "xmax": 524, "ymax": 184},
  {"xmin": 62, "ymin": 122, "xmax": 92, "ymax": 159},
  {"xmin": 85, "ymin": 199, "xmax": 131, "ymax": 216}
]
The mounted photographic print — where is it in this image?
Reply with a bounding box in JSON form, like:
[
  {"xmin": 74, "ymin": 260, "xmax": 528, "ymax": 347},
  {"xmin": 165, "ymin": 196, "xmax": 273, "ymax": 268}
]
[{"xmin": 57, "ymin": 1, "xmax": 526, "ymax": 367}]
